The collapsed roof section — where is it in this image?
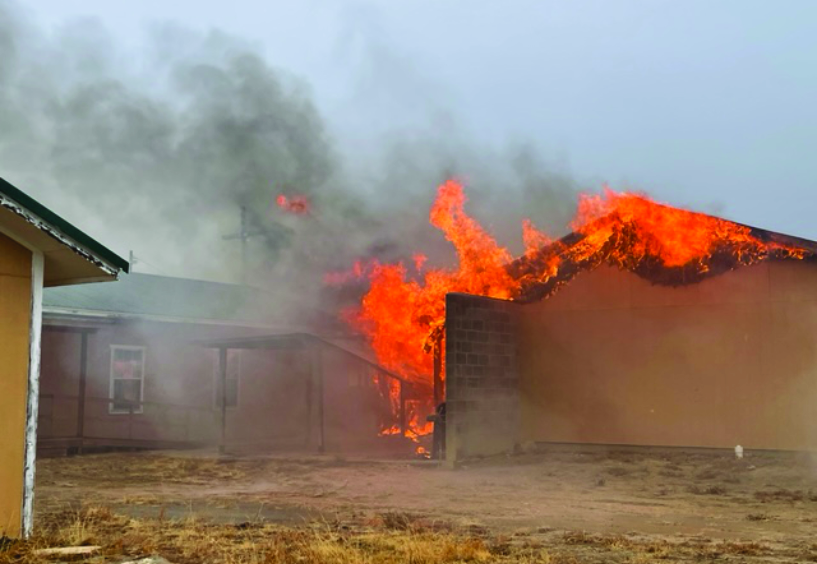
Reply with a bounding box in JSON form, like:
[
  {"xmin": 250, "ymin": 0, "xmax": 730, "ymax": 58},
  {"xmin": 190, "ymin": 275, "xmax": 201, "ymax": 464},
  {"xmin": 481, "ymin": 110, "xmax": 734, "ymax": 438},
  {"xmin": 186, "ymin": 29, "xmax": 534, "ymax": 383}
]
[{"xmin": 509, "ymin": 197, "xmax": 817, "ymax": 303}]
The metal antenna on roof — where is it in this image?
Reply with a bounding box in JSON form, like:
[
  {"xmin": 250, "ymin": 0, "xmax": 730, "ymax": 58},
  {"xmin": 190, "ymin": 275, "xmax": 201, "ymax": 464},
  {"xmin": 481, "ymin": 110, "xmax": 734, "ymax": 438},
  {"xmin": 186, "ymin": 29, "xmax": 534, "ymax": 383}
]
[
  {"xmin": 127, "ymin": 251, "xmax": 168, "ymax": 276},
  {"xmin": 240, "ymin": 206, "xmax": 248, "ymax": 284},
  {"xmin": 222, "ymin": 205, "xmax": 280, "ymax": 285},
  {"xmin": 221, "ymin": 206, "xmax": 251, "ymax": 284}
]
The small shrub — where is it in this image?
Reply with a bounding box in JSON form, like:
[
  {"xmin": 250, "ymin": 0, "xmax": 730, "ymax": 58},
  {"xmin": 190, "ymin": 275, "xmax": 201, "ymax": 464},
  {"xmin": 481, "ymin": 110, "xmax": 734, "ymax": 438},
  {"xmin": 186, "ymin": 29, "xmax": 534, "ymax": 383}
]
[
  {"xmin": 755, "ymin": 489, "xmax": 804, "ymax": 503},
  {"xmin": 695, "ymin": 469, "xmax": 720, "ymax": 480},
  {"xmin": 562, "ymin": 530, "xmax": 594, "ymax": 545},
  {"xmin": 380, "ymin": 511, "xmax": 420, "ymax": 531},
  {"xmin": 687, "ymin": 485, "xmax": 727, "ymax": 495},
  {"xmin": 705, "ymin": 485, "xmax": 728, "ymax": 495},
  {"xmin": 720, "ymin": 541, "xmax": 767, "ymax": 556},
  {"xmin": 746, "ymin": 513, "xmax": 770, "ymax": 521}
]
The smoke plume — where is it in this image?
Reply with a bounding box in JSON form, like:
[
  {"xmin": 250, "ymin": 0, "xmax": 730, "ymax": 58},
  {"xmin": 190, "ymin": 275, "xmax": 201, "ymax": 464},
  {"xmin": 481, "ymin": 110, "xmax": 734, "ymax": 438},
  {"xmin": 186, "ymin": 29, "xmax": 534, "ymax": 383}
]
[{"xmin": 0, "ymin": 0, "xmax": 580, "ymax": 322}]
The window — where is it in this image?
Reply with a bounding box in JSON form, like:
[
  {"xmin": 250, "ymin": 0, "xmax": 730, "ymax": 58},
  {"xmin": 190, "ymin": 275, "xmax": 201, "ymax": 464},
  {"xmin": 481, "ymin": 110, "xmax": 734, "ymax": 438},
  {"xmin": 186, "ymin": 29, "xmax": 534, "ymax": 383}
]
[
  {"xmin": 109, "ymin": 346, "xmax": 145, "ymax": 414},
  {"xmin": 213, "ymin": 350, "xmax": 241, "ymax": 409}
]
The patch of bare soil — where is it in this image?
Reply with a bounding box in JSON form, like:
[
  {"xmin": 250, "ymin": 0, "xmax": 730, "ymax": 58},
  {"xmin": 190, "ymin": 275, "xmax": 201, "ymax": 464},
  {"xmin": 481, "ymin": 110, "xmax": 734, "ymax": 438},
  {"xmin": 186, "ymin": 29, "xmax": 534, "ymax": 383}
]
[{"xmin": 30, "ymin": 447, "xmax": 817, "ymax": 562}]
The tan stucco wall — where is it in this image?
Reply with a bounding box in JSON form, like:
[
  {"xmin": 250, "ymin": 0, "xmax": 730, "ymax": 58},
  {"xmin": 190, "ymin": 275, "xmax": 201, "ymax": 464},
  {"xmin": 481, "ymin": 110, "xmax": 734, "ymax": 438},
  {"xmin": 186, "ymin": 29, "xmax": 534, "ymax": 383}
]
[
  {"xmin": 520, "ymin": 261, "xmax": 817, "ymax": 451},
  {"xmin": 0, "ymin": 232, "xmax": 32, "ymax": 537}
]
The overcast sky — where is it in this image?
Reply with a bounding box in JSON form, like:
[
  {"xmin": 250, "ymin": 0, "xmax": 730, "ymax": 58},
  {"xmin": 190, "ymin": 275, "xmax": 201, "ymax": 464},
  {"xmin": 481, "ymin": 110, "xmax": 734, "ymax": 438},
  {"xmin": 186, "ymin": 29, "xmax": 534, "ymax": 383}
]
[{"xmin": 20, "ymin": 0, "xmax": 817, "ymax": 240}]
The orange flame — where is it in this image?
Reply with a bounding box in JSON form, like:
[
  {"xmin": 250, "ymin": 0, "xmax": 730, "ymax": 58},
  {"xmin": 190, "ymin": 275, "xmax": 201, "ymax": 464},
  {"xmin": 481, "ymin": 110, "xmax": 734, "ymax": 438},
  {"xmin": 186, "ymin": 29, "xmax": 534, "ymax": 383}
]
[
  {"xmin": 349, "ymin": 180, "xmax": 519, "ymax": 389},
  {"xmin": 339, "ymin": 180, "xmax": 812, "ymax": 439},
  {"xmin": 575, "ymin": 189, "xmax": 765, "ymax": 267},
  {"xmin": 413, "ymin": 253, "xmax": 428, "ymax": 272},
  {"xmin": 276, "ymin": 194, "xmax": 310, "ymax": 215},
  {"xmin": 512, "ymin": 188, "xmax": 809, "ymax": 301},
  {"xmin": 324, "ymin": 259, "xmax": 368, "ymax": 286}
]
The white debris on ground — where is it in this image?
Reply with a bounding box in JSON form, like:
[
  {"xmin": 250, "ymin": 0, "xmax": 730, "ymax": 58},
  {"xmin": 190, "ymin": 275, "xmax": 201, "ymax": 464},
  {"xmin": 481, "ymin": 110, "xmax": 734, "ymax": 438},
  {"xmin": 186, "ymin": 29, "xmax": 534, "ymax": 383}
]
[{"xmin": 34, "ymin": 546, "xmax": 100, "ymax": 557}]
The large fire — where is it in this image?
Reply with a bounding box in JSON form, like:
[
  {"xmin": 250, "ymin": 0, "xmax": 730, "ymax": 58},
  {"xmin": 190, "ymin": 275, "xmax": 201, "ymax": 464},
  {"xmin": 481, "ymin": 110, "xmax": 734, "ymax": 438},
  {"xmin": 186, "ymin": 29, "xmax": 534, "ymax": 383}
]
[{"xmin": 335, "ymin": 180, "xmax": 813, "ymax": 439}]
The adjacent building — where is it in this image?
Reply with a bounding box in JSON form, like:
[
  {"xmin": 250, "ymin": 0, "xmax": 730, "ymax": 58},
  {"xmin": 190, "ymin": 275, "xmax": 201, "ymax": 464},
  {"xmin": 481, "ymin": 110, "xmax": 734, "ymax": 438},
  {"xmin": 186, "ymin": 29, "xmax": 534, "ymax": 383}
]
[
  {"xmin": 0, "ymin": 177, "xmax": 127, "ymax": 538},
  {"xmin": 38, "ymin": 272, "xmax": 403, "ymax": 456}
]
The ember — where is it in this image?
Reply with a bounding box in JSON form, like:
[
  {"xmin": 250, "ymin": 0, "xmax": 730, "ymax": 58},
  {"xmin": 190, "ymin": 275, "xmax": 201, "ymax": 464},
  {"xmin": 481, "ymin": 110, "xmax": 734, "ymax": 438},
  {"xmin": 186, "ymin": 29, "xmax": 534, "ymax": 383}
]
[
  {"xmin": 276, "ymin": 194, "xmax": 310, "ymax": 215},
  {"xmin": 337, "ymin": 180, "xmax": 813, "ymax": 439}
]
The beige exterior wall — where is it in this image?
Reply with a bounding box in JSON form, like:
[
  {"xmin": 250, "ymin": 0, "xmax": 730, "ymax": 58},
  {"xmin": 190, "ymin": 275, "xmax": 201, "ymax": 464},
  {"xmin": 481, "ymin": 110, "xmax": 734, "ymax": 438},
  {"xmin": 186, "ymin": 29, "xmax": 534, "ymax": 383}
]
[
  {"xmin": 520, "ymin": 261, "xmax": 817, "ymax": 451},
  {"xmin": 0, "ymin": 232, "xmax": 32, "ymax": 538}
]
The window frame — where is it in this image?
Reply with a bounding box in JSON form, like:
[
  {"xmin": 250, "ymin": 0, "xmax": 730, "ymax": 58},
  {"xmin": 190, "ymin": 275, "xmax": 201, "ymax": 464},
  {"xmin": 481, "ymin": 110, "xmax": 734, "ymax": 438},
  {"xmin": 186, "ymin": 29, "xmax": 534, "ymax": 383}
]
[
  {"xmin": 212, "ymin": 349, "xmax": 241, "ymax": 410},
  {"xmin": 108, "ymin": 345, "xmax": 146, "ymax": 415}
]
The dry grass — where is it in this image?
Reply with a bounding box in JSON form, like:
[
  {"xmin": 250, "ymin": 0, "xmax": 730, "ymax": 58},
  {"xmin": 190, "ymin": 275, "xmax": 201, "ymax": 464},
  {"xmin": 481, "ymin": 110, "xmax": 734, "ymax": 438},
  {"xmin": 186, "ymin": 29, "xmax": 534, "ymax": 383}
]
[
  {"xmin": 0, "ymin": 506, "xmax": 544, "ymax": 564},
  {"xmin": 27, "ymin": 450, "xmax": 817, "ymax": 563},
  {"xmin": 604, "ymin": 466, "xmax": 633, "ymax": 477},
  {"xmin": 553, "ymin": 531, "xmax": 774, "ymax": 561},
  {"xmin": 686, "ymin": 484, "xmax": 728, "ymax": 495},
  {"xmin": 37, "ymin": 455, "xmax": 269, "ymax": 488},
  {"xmin": 1, "ymin": 505, "xmax": 795, "ymax": 564},
  {"xmin": 754, "ymin": 488, "xmax": 817, "ymax": 503},
  {"xmin": 745, "ymin": 513, "xmax": 771, "ymax": 521}
]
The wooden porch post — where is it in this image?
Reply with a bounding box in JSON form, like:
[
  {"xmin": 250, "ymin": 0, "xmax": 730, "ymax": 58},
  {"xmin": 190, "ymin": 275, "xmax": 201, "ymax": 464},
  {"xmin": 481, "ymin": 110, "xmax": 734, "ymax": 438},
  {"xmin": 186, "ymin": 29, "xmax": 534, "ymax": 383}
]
[
  {"xmin": 310, "ymin": 344, "xmax": 325, "ymax": 453},
  {"xmin": 433, "ymin": 336, "xmax": 443, "ymax": 407},
  {"xmin": 76, "ymin": 331, "xmax": 88, "ymax": 452},
  {"xmin": 218, "ymin": 347, "xmax": 228, "ymax": 455},
  {"xmin": 399, "ymin": 380, "xmax": 407, "ymax": 437},
  {"xmin": 304, "ymin": 338, "xmax": 313, "ymax": 447}
]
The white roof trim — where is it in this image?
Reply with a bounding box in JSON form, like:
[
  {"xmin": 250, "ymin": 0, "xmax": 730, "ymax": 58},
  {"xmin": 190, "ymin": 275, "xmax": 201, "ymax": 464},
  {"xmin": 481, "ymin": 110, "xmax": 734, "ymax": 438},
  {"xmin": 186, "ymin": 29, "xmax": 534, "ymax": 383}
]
[
  {"xmin": 42, "ymin": 306, "xmax": 283, "ymax": 329},
  {"xmin": 0, "ymin": 194, "xmax": 120, "ymax": 277}
]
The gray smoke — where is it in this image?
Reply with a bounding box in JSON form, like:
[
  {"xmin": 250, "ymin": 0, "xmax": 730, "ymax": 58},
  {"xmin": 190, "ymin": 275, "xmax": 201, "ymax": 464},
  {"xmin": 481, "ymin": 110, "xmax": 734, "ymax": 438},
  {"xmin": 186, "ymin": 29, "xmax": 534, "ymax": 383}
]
[
  {"xmin": 1, "ymin": 3, "xmax": 338, "ymax": 277},
  {"xmin": 0, "ymin": 1, "xmax": 581, "ymax": 319}
]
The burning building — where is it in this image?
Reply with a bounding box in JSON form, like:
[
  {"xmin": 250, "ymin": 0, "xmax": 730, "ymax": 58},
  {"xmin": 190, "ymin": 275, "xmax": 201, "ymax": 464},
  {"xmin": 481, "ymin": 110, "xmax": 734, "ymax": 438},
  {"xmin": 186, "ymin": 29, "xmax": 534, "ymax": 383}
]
[{"xmin": 338, "ymin": 180, "xmax": 817, "ymax": 459}]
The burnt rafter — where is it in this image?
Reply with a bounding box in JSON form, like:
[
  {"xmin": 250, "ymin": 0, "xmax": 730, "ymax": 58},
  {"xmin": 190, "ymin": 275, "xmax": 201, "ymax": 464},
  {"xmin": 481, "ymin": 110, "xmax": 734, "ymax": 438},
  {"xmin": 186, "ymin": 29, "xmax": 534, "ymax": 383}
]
[{"xmin": 508, "ymin": 217, "xmax": 817, "ymax": 304}]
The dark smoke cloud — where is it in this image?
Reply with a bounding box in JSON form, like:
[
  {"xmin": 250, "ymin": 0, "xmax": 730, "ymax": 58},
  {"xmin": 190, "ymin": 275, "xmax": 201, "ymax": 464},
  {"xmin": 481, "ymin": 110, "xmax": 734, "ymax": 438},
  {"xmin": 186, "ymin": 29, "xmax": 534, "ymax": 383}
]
[
  {"xmin": 0, "ymin": 0, "xmax": 581, "ymax": 319},
  {"xmin": 1, "ymin": 2, "xmax": 342, "ymax": 280}
]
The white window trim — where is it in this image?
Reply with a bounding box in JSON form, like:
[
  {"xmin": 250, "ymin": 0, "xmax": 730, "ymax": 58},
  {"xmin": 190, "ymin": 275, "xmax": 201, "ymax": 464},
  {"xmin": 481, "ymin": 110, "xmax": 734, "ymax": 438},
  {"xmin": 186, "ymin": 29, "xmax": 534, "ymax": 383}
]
[
  {"xmin": 213, "ymin": 349, "xmax": 241, "ymax": 409},
  {"xmin": 109, "ymin": 345, "xmax": 146, "ymax": 415}
]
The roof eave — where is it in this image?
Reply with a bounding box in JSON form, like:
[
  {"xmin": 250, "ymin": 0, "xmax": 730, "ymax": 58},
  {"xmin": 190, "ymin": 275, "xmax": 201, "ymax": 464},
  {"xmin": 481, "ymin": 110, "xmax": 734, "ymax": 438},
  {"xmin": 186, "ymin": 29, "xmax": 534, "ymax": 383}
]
[
  {"xmin": 42, "ymin": 306, "xmax": 281, "ymax": 329},
  {"xmin": 0, "ymin": 177, "xmax": 129, "ymax": 276}
]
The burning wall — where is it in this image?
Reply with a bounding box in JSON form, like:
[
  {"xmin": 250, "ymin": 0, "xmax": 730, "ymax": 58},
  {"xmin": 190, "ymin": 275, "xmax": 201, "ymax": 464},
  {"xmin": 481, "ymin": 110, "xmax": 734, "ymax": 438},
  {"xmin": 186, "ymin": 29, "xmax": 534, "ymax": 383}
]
[
  {"xmin": 337, "ymin": 179, "xmax": 816, "ymax": 443},
  {"xmin": 445, "ymin": 259, "xmax": 817, "ymax": 458},
  {"xmin": 511, "ymin": 191, "xmax": 812, "ymax": 303}
]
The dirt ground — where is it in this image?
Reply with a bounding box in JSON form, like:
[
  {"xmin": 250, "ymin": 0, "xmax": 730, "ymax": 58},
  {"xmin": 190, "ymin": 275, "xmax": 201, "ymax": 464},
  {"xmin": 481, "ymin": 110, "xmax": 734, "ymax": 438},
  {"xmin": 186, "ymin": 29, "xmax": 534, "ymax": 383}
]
[{"xmin": 32, "ymin": 447, "xmax": 817, "ymax": 562}]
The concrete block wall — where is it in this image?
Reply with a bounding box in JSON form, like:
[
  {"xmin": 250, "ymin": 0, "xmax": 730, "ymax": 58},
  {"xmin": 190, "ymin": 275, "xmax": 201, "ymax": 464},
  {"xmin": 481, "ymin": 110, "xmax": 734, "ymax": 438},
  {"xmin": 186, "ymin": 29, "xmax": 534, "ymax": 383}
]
[{"xmin": 444, "ymin": 293, "xmax": 521, "ymax": 462}]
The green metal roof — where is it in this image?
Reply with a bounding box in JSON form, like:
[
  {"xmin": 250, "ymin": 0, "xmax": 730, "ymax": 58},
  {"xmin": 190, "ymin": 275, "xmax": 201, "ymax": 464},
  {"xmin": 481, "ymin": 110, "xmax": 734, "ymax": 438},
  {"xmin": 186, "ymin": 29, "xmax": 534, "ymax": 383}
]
[
  {"xmin": 43, "ymin": 272, "xmax": 276, "ymax": 325},
  {"xmin": 0, "ymin": 176, "xmax": 129, "ymax": 273}
]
